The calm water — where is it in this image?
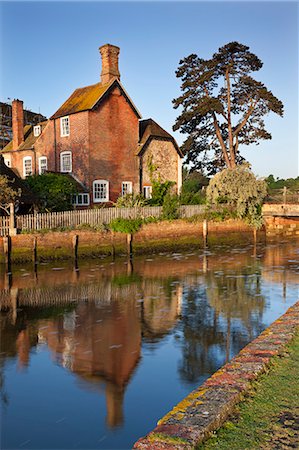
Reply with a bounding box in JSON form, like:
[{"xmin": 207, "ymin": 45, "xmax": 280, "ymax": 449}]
[{"xmin": 0, "ymin": 237, "xmax": 298, "ymax": 449}]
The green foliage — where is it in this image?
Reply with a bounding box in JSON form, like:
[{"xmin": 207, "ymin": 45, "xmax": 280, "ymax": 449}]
[
  {"xmin": 162, "ymin": 193, "xmax": 180, "ymax": 220},
  {"xmin": 180, "ymin": 170, "xmax": 208, "ymax": 205},
  {"xmin": 146, "ymin": 154, "xmax": 176, "ymax": 205},
  {"xmin": 109, "ymin": 217, "xmax": 143, "ymax": 234},
  {"xmin": 206, "ymin": 165, "xmax": 267, "ymax": 227},
  {"xmin": 173, "ymin": 42, "xmax": 284, "ymax": 174},
  {"xmin": 0, "ymin": 175, "xmax": 20, "ymax": 212},
  {"xmin": 150, "ymin": 179, "xmax": 175, "ymax": 205},
  {"xmin": 26, "ymin": 173, "xmax": 78, "ymax": 212},
  {"xmin": 266, "ymin": 175, "xmax": 299, "ymax": 192},
  {"xmin": 115, "ymin": 193, "xmax": 147, "ymax": 208}
]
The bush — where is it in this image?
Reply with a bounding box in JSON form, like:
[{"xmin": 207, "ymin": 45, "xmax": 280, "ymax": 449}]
[
  {"xmin": 206, "ymin": 164, "xmax": 267, "ymax": 228},
  {"xmin": 26, "ymin": 173, "xmax": 78, "ymax": 212},
  {"xmin": 115, "ymin": 194, "xmax": 147, "ymax": 208},
  {"xmin": 109, "ymin": 218, "xmax": 143, "ymax": 234},
  {"xmin": 162, "ymin": 193, "xmax": 180, "ymax": 220}
]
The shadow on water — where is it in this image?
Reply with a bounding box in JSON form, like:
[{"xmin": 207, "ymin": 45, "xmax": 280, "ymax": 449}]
[{"xmin": 0, "ymin": 236, "xmax": 298, "ymax": 448}]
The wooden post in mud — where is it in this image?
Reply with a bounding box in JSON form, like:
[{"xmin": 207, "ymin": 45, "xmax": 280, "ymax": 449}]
[
  {"xmin": 253, "ymin": 227, "xmax": 257, "ymax": 244},
  {"xmin": 111, "ymin": 231, "xmax": 116, "ymax": 260},
  {"xmin": 3, "ymin": 235, "xmax": 12, "ymax": 272},
  {"xmin": 203, "ymin": 220, "xmax": 208, "ymax": 248},
  {"xmin": 127, "ymin": 233, "xmax": 133, "ymax": 258},
  {"xmin": 72, "ymin": 234, "xmax": 79, "ymax": 260},
  {"xmin": 33, "ymin": 236, "xmax": 38, "ymax": 267}
]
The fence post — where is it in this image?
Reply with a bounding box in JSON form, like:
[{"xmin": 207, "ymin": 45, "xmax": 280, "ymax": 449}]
[
  {"xmin": 3, "ymin": 235, "xmax": 12, "ymax": 272},
  {"xmin": 9, "ymin": 203, "xmax": 17, "ymax": 236},
  {"xmin": 283, "ymin": 186, "xmax": 287, "ymax": 206}
]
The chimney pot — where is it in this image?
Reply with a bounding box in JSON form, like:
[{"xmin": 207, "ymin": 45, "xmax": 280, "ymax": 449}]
[
  {"xmin": 99, "ymin": 44, "xmax": 120, "ymax": 85},
  {"xmin": 12, "ymin": 99, "xmax": 24, "ymax": 150}
]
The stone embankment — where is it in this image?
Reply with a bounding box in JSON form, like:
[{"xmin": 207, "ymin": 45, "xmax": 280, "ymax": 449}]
[
  {"xmin": 0, "ymin": 219, "xmax": 253, "ymax": 263},
  {"xmin": 134, "ymin": 301, "xmax": 299, "ymax": 449}
]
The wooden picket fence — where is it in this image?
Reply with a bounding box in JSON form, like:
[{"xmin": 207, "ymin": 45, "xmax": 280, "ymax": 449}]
[
  {"xmin": 0, "ymin": 205, "xmax": 207, "ymax": 235},
  {"xmin": 0, "ymin": 216, "xmax": 10, "ymax": 237}
]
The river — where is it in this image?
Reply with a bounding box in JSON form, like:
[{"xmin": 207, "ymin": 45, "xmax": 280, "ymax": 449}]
[{"xmin": 0, "ymin": 236, "xmax": 298, "ymax": 449}]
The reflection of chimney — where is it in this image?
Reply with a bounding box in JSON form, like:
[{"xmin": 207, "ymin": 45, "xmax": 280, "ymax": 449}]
[
  {"xmin": 99, "ymin": 44, "xmax": 120, "ymax": 85},
  {"xmin": 105, "ymin": 383, "xmax": 124, "ymax": 428},
  {"xmin": 12, "ymin": 99, "xmax": 24, "ymax": 150}
]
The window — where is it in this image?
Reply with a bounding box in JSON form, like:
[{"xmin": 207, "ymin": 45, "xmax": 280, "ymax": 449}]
[
  {"xmin": 143, "ymin": 185, "xmax": 152, "ymax": 199},
  {"xmin": 23, "ymin": 156, "xmax": 33, "ymax": 177},
  {"xmin": 122, "ymin": 181, "xmax": 132, "ymax": 196},
  {"xmin": 60, "ymin": 151, "xmax": 72, "ymax": 173},
  {"xmin": 93, "ymin": 180, "xmax": 109, "ymax": 202},
  {"xmin": 38, "ymin": 156, "xmax": 48, "ymax": 174},
  {"xmin": 60, "ymin": 116, "xmax": 70, "ymax": 137},
  {"xmin": 33, "ymin": 125, "xmax": 41, "ymax": 137},
  {"xmin": 72, "ymin": 193, "xmax": 90, "ymax": 206},
  {"xmin": 4, "ymin": 158, "xmax": 11, "ymax": 167}
]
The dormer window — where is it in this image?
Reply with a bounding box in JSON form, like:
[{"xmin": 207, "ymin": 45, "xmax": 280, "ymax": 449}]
[
  {"xmin": 60, "ymin": 116, "xmax": 70, "ymax": 137},
  {"xmin": 33, "ymin": 125, "xmax": 41, "ymax": 137}
]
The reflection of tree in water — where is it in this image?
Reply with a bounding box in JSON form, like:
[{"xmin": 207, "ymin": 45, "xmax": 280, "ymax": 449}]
[
  {"xmin": 178, "ymin": 264, "xmax": 267, "ymax": 385},
  {"xmin": 177, "ymin": 286, "xmax": 224, "ymax": 384}
]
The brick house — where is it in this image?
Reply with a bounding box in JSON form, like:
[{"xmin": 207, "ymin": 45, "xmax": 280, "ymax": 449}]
[{"xmin": 1, "ymin": 44, "xmax": 183, "ymax": 207}]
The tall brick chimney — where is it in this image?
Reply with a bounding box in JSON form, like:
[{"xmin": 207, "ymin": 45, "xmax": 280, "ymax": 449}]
[
  {"xmin": 12, "ymin": 99, "xmax": 24, "ymax": 150},
  {"xmin": 99, "ymin": 44, "xmax": 120, "ymax": 85}
]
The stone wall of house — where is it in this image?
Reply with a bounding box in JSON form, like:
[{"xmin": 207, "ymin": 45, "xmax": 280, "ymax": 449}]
[{"xmin": 141, "ymin": 139, "xmax": 180, "ymax": 193}]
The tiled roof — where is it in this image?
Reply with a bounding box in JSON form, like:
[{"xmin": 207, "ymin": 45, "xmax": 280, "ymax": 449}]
[
  {"xmin": 51, "ymin": 82, "xmax": 110, "ymax": 119},
  {"xmin": 138, "ymin": 119, "xmax": 183, "ymax": 157},
  {"xmin": 51, "ymin": 79, "xmax": 141, "ymax": 119},
  {"xmin": 1, "ymin": 121, "xmax": 49, "ymax": 153}
]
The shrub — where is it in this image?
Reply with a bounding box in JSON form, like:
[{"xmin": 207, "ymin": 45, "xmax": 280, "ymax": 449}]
[
  {"xmin": 26, "ymin": 173, "xmax": 78, "ymax": 212},
  {"xmin": 206, "ymin": 164, "xmax": 267, "ymax": 228},
  {"xmin": 109, "ymin": 218, "xmax": 143, "ymax": 234},
  {"xmin": 115, "ymin": 194, "xmax": 147, "ymax": 208},
  {"xmin": 162, "ymin": 193, "xmax": 180, "ymax": 220}
]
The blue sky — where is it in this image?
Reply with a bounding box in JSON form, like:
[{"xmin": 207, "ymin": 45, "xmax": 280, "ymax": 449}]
[{"xmin": 0, "ymin": 1, "xmax": 298, "ymax": 178}]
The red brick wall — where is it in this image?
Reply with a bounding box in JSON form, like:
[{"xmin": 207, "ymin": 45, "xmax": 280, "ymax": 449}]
[
  {"xmin": 54, "ymin": 112, "xmax": 90, "ymax": 187},
  {"xmin": 88, "ymin": 85, "xmax": 139, "ymax": 203}
]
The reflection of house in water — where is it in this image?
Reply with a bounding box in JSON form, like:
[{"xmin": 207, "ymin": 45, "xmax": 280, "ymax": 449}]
[
  {"xmin": 39, "ymin": 300, "xmax": 141, "ymax": 428},
  {"xmin": 0, "ymin": 263, "xmax": 183, "ymax": 428}
]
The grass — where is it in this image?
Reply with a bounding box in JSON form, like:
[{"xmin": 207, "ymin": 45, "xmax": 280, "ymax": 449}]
[{"xmin": 198, "ymin": 331, "xmax": 299, "ymax": 449}]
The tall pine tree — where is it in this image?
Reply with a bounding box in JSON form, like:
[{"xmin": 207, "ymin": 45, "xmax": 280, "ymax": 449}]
[{"xmin": 173, "ymin": 42, "xmax": 284, "ymax": 174}]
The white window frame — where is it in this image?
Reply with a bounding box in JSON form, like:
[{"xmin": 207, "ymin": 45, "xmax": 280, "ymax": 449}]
[
  {"xmin": 60, "ymin": 151, "xmax": 72, "ymax": 173},
  {"xmin": 72, "ymin": 193, "xmax": 90, "ymax": 206},
  {"xmin": 143, "ymin": 185, "xmax": 152, "ymax": 199},
  {"xmin": 122, "ymin": 181, "xmax": 133, "ymax": 196},
  {"xmin": 23, "ymin": 156, "xmax": 33, "ymax": 177},
  {"xmin": 4, "ymin": 158, "xmax": 11, "ymax": 167},
  {"xmin": 38, "ymin": 156, "xmax": 48, "ymax": 174},
  {"xmin": 93, "ymin": 180, "xmax": 109, "ymax": 203},
  {"xmin": 33, "ymin": 125, "xmax": 41, "ymax": 137},
  {"xmin": 60, "ymin": 116, "xmax": 70, "ymax": 137}
]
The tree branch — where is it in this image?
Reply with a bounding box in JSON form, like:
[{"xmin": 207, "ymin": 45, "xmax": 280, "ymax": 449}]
[
  {"xmin": 225, "ymin": 69, "xmax": 235, "ymax": 165},
  {"xmin": 233, "ymin": 100, "xmax": 257, "ymax": 137}
]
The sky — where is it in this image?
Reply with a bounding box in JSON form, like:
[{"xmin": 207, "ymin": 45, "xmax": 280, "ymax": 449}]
[{"xmin": 0, "ymin": 0, "xmax": 298, "ymax": 178}]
